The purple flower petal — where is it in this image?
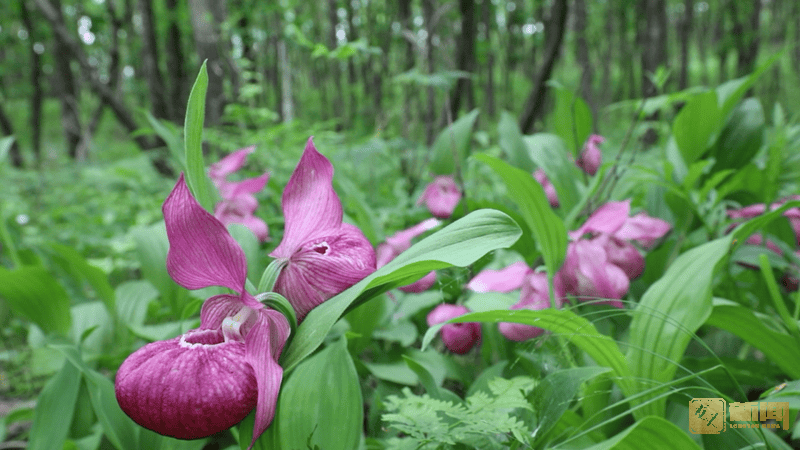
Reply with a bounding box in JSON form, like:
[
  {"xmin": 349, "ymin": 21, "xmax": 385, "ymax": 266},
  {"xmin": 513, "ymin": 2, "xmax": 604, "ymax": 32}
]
[
  {"xmin": 426, "ymin": 304, "xmax": 480, "ymax": 354},
  {"xmin": 271, "ymin": 138, "xmax": 342, "ymax": 258},
  {"xmin": 466, "ymin": 261, "xmax": 532, "ymax": 293},
  {"xmin": 615, "ymin": 212, "xmax": 671, "ymax": 249},
  {"xmin": 382, "ymin": 218, "xmax": 442, "ymax": 258},
  {"xmin": 570, "ymin": 200, "xmax": 631, "ymax": 240},
  {"xmin": 224, "ymin": 173, "xmax": 270, "ymax": 199},
  {"xmin": 244, "ymin": 309, "xmax": 290, "ymax": 450},
  {"xmin": 209, "ymin": 146, "xmax": 256, "ymax": 183},
  {"xmin": 398, "ymin": 271, "xmax": 437, "ymax": 293},
  {"xmin": 115, "ymin": 329, "xmax": 257, "ymax": 440},
  {"xmin": 416, "ymin": 176, "xmax": 462, "ymax": 218},
  {"xmin": 533, "ymin": 169, "xmax": 560, "ymax": 208},
  {"xmin": 561, "ymin": 239, "xmax": 629, "ymax": 304},
  {"xmin": 599, "ymin": 234, "xmax": 645, "ymax": 280},
  {"xmin": 163, "ymin": 175, "xmax": 248, "ymax": 292},
  {"xmin": 576, "ymin": 134, "xmax": 604, "ymax": 176},
  {"xmin": 274, "ymin": 223, "xmax": 376, "ymax": 320}
]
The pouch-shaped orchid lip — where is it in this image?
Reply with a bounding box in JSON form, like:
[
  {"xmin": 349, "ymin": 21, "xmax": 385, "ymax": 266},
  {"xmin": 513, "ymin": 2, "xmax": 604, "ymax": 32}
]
[{"xmin": 115, "ymin": 330, "xmax": 257, "ymax": 440}]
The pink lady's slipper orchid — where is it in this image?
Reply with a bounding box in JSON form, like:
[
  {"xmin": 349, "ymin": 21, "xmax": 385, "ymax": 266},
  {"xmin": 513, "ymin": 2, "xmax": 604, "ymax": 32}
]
[
  {"xmin": 417, "ymin": 175, "xmax": 462, "ymax": 218},
  {"xmin": 427, "ymin": 304, "xmax": 481, "ymax": 354},
  {"xmin": 376, "ymin": 218, "xmax": 442, "ymax": 292},
  {"xmin": 557, "ymin": 239, "xmax": 629, "ymax": 308},
  {"xmin": 466, "ymin": 261, "xmax": 533, "ymax": 293},
  {"xmin": 576, "ymin": 134, "xmax": 604, "ymax": 176},
  {"xmin": 499, "ymin": 272, "xmax": 564, "ymax": 341},
  {"xmin": 115, "ymin": 175, "xmax": 289, "ymax": 449},
  {"xmin": 209, "ymin": 146, "xmax": 270, "ymax": 242},
  {"xmin": 533, "ymin": 169, "xmax": 560, "ymax": 208},
  {"xmin": 270, "ymin": 139, "xmax": 376, "ymax": 321}
]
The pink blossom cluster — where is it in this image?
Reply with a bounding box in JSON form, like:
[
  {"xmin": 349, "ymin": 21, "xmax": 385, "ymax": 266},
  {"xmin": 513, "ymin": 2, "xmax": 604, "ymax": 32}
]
[
  {"xmin": 208, "ymin": 146, "xmax": 270, "ymax": 242},
  {"xmin": 535, "ymin": 134, "xmax": 605, "ymax": 208}
]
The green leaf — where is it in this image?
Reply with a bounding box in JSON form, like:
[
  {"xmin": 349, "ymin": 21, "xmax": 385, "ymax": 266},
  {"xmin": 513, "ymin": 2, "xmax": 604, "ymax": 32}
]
[
  {"xmin": 115, "ymin": 280, "xmax": 158, "ymax": 328},
  {"xmin": 0, "ymin": 136, "xmax": 14, "ymax": 163},
  {"xmin": 280, "ymin": 209, "xmax": 521, "ymax": 372},
  {"xmin": 531, "ymin": 366, "xmax": 612, "ymax": 445},
  {"xmin": 705, "ymin": 298, "xmax": 800, "ymax": 378},
  {"xmin": 429, "ymin": 109, "xmax": 479, "ymax": 175},
  {"xmin": 272, "ymin": 339, "xmax": 362, "ymax": 450},
  {"xmin": 498, "ymin": 111, "xmax": 534, "ymax": 172},
  {"xmin": 475, "ymin": 153, "xmax": 567, "ymax": 278},
  {"xmin": 626, "ymin": 237, "xmax": 732, "ymax": 419},
  {"xmin": 716, "ymin": 51, "xmax": 782, "ymax": 121},
  {"xmin": 524, "ymin": 133, "xmax": 583, "ymax": 213},
  {"xmin": 577, "ymin": 416, "xmax": 700, "ymax": 450},
  {"xmin": 49, "ymin": 242, "xmax": 115, "ymax": 312},
  {"xmin": 184, "ymin": 60, "xmax": 215, "ymax": 212},
  {"xmin": 672, "ymin": 90, "xmax": 720, "ymax": 165},
  {"xmin": 708, "ymin": 98, "xmax": 764, "ymax": 171},
  {"xmin": 227, "ymin": 223, "xmax": 261, "ymax": 284},
  {"xmin": 28, "ymin": 360, "xmax": 82, "ymax": 450},
  {"xmin": 51, "ymin": 343, "xmax": 141, "ymax": 450},
  {"xmin": 131, "ymin": 223, "xmax": 188, "ymax": 313},
  {"xmin": 145, "ymin": 112, "xmax": 184, "ymax": 169},
  {"xmin": 551, "ymin": 84, "xmax": 592, "ymax": 157},
  {"xmin": 422, "ymin": 309, "xmax": 635, "ymax": 397},
  {"xmin": 70, "ymin": 302, "xmax": 112, "ymax": 356},
  {"xmin": 403, "ymin": 355, "xmax": 462, "ymax": 404},
  {"xmin": 0, "ymin": 266, "xmax": 71, "ymax": 336}
]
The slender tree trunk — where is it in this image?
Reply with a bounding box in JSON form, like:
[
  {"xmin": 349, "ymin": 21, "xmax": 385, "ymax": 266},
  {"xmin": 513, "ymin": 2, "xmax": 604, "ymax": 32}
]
[
  {"xmin": 344, "ymin": 0, "xmax": 358, "ymax": 118},
  {"xmin": 0, "ymin": 102, "xmax": 22, "ymax": 167},
  {"xmin": 165, "ymin": 0, "xmax": 187, "ymax": 122},
  {"xmin": 49, "ymin": 0, "xmax": 83, "ymax": 159},
  {"xmin": 278, "ymin": 40, "xmax": 293, "ymax": 122},
  {"xmin": 600, "ymin": 1, "xmax": 613, "ymax": 104},
  {"xmin": 188, "ymin": 0, "xmax": 229, "ymax": 126},
  {"xmin": 423, "ymin": 0, "xmax": 436, "ymax": 145},
  {"xmin": 139, "ymin": 0, "xmax": 169, "ymax": 119},
  {"xmin": 714, "ymin": 4, "xmax": 729, "ymax": 84},
  {"xmin": 481, "ymin": 0, "xmax": 495, "ymax": 118},
  {"xmin": 794, "ymin": 0, "xmax": 800, "ymax": 73},
  {"xmin": 518, "ymin": 0, "xmax": 568, "ymax": 134},
  {"xmin": 678, "ymin": 0, "xmax": 693, "ymax": 90},
  {"xmin": 19, "ymin": 0, "xmax": 42, "ymax": 165},
  {"xmin": 697, "ymin": 2, "xmax": 709, "ymax": 85},
  {"xmin": 398, "ymin": 0, "xmax": 414, "ymax": 138},
  {"xmin": 639, "ymin": 0, "xmax": 668, "ymax": 98},
  {"xmin": 327, "ymin": 0, "xmax": 345, "ymax": 129},
  {"xmin": 616, "ymin": 1, "xmax": 634, "ymax": 99},
  {"xmin": 574, "ymin": 0, "xmax": 594, "ymax": 120},
  {"xmin": 449, "ymin": 0, "xmax": 476, "ymax": 119},
  {"xmin": 730, "ymin": 0, "xmax": 761, "ymax": 77}
]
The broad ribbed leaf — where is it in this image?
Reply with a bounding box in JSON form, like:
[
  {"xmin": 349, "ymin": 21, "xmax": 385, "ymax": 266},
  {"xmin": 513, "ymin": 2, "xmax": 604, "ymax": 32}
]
[
  {"xmin": 49, "ymin": 243, "xmax": 115, "ymax": 312},
  {"xmin": 706, "ymin": 299, "xmax": 800, "ymax": 378},
  {"xmin": 475, "ymin": 153, "xmax": 567, "ymax": 278},
  {"xmin": 626, "ymin": 237, "xmax": 731, "ymax": 419},
  {"xmin": 276, "ymin": 339, "xmax": 362, "ymax": 450},
  {"xmin": 552, "ymin": 85, "xmax": 592, "ymax": 157},
  {"xmin": 498, "ymin": 111, "xmax": 533, "ymax": 172},
  {"xmin": 0, "ymin": 266, "xmax": 71, "ymax": 336},
  {"xmin": 429, "ymin": 109, "xmax": 479, "ymax": 175},
  {"xmin": 28, "ymin": 360, "xmax": 81, "ymax": 450},
  {"xmin": 673, "ymin": 90, "xmax": 719, "ymax": 165},
  {"xmin": 575, "ymin": 416, "xmax": 700, "ymax": 450},
  {"xmin": 523, "ymin": 133, "xmax": 583, "ymax": 214},
  {"xmin": 280, "ymin": 209, "xmax": 521, "ymax": 371}
]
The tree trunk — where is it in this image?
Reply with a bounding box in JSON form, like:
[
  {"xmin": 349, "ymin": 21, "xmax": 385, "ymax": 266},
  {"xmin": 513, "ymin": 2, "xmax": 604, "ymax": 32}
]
[
  {"xmin": 423, "ymin": 0, "xmax": 436, "ymax": 145},
  {"xmin": 638, "ymin": 0, "xmax": 668, "ymax": 98},
  {"xmin": 449, "ymin": 0, "xmax": 476, "ymax": 119},
  {"xmin": 278, "ymin": 40, "xmax": 293, "ymax": 122},
  {"xmin": 678, "ymin": 0, "xmax": 693, "ymax": 90},
  {"xmin": 518, "ymin": 0, "xmax": 568, "ymax": 134},
  {"xmin": 730, "ymin": 0, "xmax": 761, "ymax": 77},
  {"xmin": 165, "ymin": 0, "xmax": 187, "ymax": 122},
  {"xmin": 714, "ymin": 4, "xmax": 729, "ymax": 84},
  {"xmin": 19, "ymin": 0, "xmax": 42, "ymax": 165},
  {"xmin": 327, "ymin": 0, "xmax": 345, "ymax": 129},
  {"xmin": 139, "ymin": 0, "xmax": 169, "ymax": 119},
  {"xmin": 398, "ymin": 0, "xmax": 414, "ymax": 138},
  {"xmin": 188, "ymin": 0, "xmax": 229, "ymax": 126},
  {"xmin": 574, "ymin": 0, "xmax": 594, "ymax": 120},
  {"xmin": 482, "ymin": 0, "xmax": 495, "ymax": 118},
  {"xmin": 0, "ymin": 102, "xmax": 22, "ymax": 167},
  {"xmin": 49, "ymin": 0, "xmax": 83, "ymax": 159},
  {"xmin": 600, "ymin": 1, "xmax": 613, "ymax": 104},
  {"xmin": 794, "ymin": 0, "xmax": 800, "ymax": 74}
]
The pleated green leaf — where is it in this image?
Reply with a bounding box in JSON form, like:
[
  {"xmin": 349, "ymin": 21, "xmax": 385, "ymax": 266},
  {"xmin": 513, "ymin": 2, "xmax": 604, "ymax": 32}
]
[
  {"xmin": 429, "ymin": 109, "xmax": 479, "ymax": 175},
  {"xmin": 28, "ymin": 360, "xmax": 82, "ymax": 450},
  {"xmin": 576, "ymin": 416, "xmax": 700, "ymax": 450},
  {"xmin": 280, "ymin": 209, "xmax": 521, "ymax": 371},
  {"xmin": 0, "ymin": 266, "xmax": 71, "ymax": 336},
  {"xmin": 524, "ymin": 133, "xmax": 583, "ymax": 214},
  {"xmin": 475, "ymin": 153, "xmax": 567, "ymax": 277}
]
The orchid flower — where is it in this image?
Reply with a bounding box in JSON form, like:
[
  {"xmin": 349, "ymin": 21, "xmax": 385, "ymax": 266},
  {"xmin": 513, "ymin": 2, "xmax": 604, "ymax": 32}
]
[
  {"xmin": 499, "ymin": 272, "xmax": 564, "ymax": 341},
  {"xmin": 533, "ymin": 169, "xmax": 560, "ymax": 208},
  {"xmin": 209, "ymin": 146, "xmax": 270, "ymax": 242},
  {"xmin": 417, "ymin": 175, "xmax": 462, "ymax": 218},
  {"xmin": 557, "ymin": 239, "xmax": 628, "ymax": 308},
  {"xmin": 269, "ymin": 138, "xmax": 376, "ymax": 321},
  {"xmin": 115, "ymin": 175, "xmax": 289, "ymax": 449},
  {"xmin": 466, "ymin": 261, "xmax": 533, "ymax": 293},
  {"xmin": 376, "ymin": 218, "xmax": 442, "ymax": 292},
  {"xmin": 576, "ymin": 134, "xmax": 604, "ymax": 176},
  {"xmin": 427, "ymin": 304, "xmax": 481, "ymax": 354}
]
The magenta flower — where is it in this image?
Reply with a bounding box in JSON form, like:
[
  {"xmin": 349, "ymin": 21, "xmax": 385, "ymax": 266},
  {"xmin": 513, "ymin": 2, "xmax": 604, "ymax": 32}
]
[
  {"xmin": 269, "ymin": 139, "xmax": 376, "ymax": 321},
  {"xmin": 466, "ymin": 261, "xmax": 533, "ymax": 293},
  {"xmin": 728, "ymin": 197, "xmax": 800, "ymax": 246},
  {"xmin": 571, "ymin": 200, "xmax": 671, "ymax": 249},
  {"xmin": 533, "ymin": 169, "xmax": 560, "ymax": 208},
  {"xmin": 417, "ymin": 175, "xmax": 462, "ymax": 218},
  {"xmin": 427, "ymin": 304, "xmax": 481, "ymax": 354},
  {"xmin": 115, "ymin": 175, "xmax": 289, "ymax": 449},
  {"xmin": 376, "ymin": 218, "xmax": 442, "ymax": 292},
  {"xmin": 209, "ymin": 146, "xmax": 270, "ymax": 242},
  {"xmin": 557, "ymin": 239, "xmax": 629, "ymax": 308},
  {"xmin": 499, "ymin": 272, "xmax": 564, "ymax": 341},
  {"xmin": 576, "ymin": 134, "xmax": 604, "ymax": 176}
]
